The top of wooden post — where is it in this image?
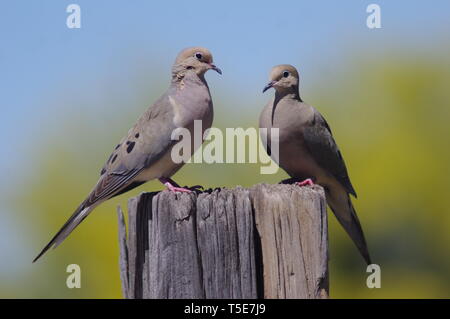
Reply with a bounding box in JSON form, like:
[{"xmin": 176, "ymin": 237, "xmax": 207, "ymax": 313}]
[{"xmin": 118, "ymin": 183, "xmax": 328, "ymax": 299}]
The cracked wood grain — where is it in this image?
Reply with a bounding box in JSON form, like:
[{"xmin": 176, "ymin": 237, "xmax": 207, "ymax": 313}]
[{"xmin": 118, "ymin": 183, "xmax": 328, "ymax": 299}]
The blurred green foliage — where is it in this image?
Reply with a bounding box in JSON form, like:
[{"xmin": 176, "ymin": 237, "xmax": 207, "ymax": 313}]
[{"xmin": 3, "ymin": 51, "xmax": 450, "ymax": 298}]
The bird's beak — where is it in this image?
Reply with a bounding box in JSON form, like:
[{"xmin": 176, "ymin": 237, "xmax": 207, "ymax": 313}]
[
  {"xmin": 210, "ymin": 64, "xmax": 222, "ymax": 75},
  {"xmin": 263, "ymin": 80, "xmax": 276, "ymax": 93}
]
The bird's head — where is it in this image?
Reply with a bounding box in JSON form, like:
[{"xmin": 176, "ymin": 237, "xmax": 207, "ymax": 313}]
[
  {"xmin": 173, "ymin": 47, "xmax": 222, "ymax": 80},
  {"xmin": 263, "ymin": 64, "xmax": 299, "ymax": 94}
]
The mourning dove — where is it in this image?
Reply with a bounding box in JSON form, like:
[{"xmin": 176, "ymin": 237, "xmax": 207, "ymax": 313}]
[
  {"xmin": 33, "ymin": 47, "xmax": 221, "ymax": 262},
  {"xmin": 260, "ymin": 64, "xmax": 371, "ymax": 264}
]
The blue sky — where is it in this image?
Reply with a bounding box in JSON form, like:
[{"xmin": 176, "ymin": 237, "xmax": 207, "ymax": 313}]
[
  {"xmin": 1, "ymin": 1, "xmax": 450, "ymax": 274},
  {"xmin": 2, "ymin": 1, "xmax": 449, "ymax": 169}
]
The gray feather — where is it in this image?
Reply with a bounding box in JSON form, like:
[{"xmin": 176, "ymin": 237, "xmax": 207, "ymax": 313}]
[{"xmin": 303, "ymin": 111, "xmax": 357, "ymax": 197}]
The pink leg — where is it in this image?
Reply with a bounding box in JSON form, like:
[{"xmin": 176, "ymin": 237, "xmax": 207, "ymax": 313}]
[
  {"xmin": 159, "ymin": 177, "xmax": 191, "ymax": 193},
  {"xmin": 295, "ymin": 178, "xmax": 314, "ymax": 187}
]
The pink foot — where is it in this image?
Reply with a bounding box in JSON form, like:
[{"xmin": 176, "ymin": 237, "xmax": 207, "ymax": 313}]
[
  {"xmin": 159, "ymin": 177, "xmax": 192, "ymax": 193},
  {"xmin": 295, "ymin": 178, "xmax": 314, "ymax": 187},
  {"xmin": 164, "ymin": 183, "xmax": 192, "ymax": 193}
]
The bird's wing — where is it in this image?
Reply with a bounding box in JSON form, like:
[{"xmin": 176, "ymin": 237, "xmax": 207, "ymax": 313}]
[
  {"xmin": 303, "ymin": 109, "xmax": 357, "ymax": 197},
  {"xmin": 33, "ymin": 94, "xmax": 178, "ymax": 262},
  {"xmin": 93, "ymin": 93, "xmax": 179, "ymax": 202}
]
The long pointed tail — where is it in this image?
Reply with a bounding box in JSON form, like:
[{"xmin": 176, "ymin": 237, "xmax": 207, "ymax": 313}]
[
  {"xmin": 326, "ymin": 188, "xmax": 372, "ymax": 265},
  {"xmin": 32, "ymin": 203, "xmax": 94, "ymax": 263}
]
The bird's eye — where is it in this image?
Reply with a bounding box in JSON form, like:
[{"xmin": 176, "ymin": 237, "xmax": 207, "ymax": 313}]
[
  {"xmin": 283, "ymin": 71, "xmax": 290, "ymax": 78},
  {"xmin": 195, "ymin": 52, "xmax": 203, "ymax": 60}
]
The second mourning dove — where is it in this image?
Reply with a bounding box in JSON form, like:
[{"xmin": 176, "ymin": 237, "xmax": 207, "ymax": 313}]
[
  {"xmin": 260, "ymin": 65, "xmax": 371, "ymax": 264},
  {"xmin": 33, "ymin": 47, "xmax": 221, "ymax": 262}
]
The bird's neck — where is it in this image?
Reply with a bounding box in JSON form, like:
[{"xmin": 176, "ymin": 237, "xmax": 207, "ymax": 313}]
[
  {"xmin": 275, "ymin": 86, "xmax": 302, "ymax": 102},
  {"xmin": 171, "ymin": 67, "xmax": 207, "ymax": 86}
]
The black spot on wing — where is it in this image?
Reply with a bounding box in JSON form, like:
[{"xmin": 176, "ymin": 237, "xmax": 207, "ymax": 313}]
[
  {"xmin": 127, "ymin": 141, "xmax": 135, "ymax": 153},
  {"xmin": 135, "ymin": 133, "xmax": 140, "ymax": 138},
  {"xmin": 115, "ymin": 144, "xmax": 121, "ymax": 150},
  {"xmin": 111, "ymin": 154, "xmax": 118, "ymax": 163},
  {"xmin": 106, "ymin": 153, "xmax": 114, "ymax": 164}
]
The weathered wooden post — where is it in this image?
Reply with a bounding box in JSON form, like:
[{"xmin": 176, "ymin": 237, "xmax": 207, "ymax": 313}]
[{"xmin": 117, "ymin": 183, "xmax": 329, "ymax": 299}]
